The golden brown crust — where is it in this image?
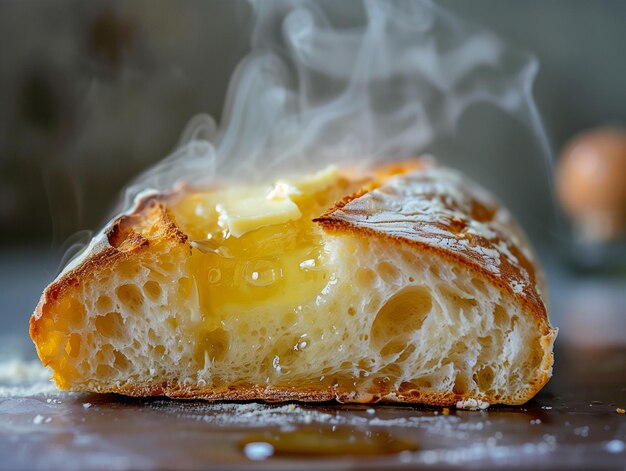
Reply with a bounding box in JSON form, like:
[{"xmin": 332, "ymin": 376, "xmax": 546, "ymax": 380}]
[
  {"xmin": 95, "ymin": 360, "xmax": 554, "ymax": 405},
  {"xmin": 30, "ymin": 196, "xmax": 189, "ymax": 367},
  {"xmin": 315, "ymin": 166, "xmax": 550, "ymax": 331}
]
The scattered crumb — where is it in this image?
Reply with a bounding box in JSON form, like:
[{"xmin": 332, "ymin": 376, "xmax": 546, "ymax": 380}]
[
  {"xmin": 0, "ymin": 359, "xmax": 58, "ymax": 398},
  {"xmin": 167, "ymin": 402, "xmax": 463, "ymax": 433},
  {"xmin": 82, "ymin": 403, "xmax": 92, "ymax": 409},
  {"xmin": 530, "ymin": 419, "xmax": 541, "ymax": 425},
  {"xmin": 542, "ymin": 434, "xmax": 556, "ymax": 445},
  {"xmin": 457, "ymin": 421, "xmax": 487, "ymax": 431},
  {"xmin": 398, "ymin": 450, "xmax": 413, "ymax": 463},
  {"xmin": 33, "ymin": 415, "xmax": 45, "ymax": 425},
  {"xmin": 0, "ymin": 359, "xmax": 51, "ymax": 382},
  {"xmin": 243, "ymin": 442, "xmax": 274, "ymax": 461},
  {"xmin": 442, "ymin": 408, "xmax": 450, "ymax": 416},
  {"xmin": 574, "ymin": 426, "xmax": 589, "ymax": 437},
  {"xmin": 44, "ymin": 397, "xmax": 62, "ymax": 404},
  {"xmin": 606, "ymin": 440, "xmax": 625, "ymax": 454},
  {"xmin": 616, "ymin": 408, "xmax": 625, "ymax": 414},
  {"xmin": 541, "ymin": 406, "xmax": 552, "ymax": 410},
  {"xmin": 456, "ymin": 399, "xmax": 489, "ymax": 411},
  {"xmin": 366, "ymin": 408, "xmax": 376, "ymax": 415}
]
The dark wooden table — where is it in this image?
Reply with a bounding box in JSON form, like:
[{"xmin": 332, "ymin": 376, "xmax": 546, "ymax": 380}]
[
  {"xmin": 0, "ymin": 344, "xmax": 624, "ymax": 470},
  {"xmin": 0, "ymin": 249, "xmax": 625, "ymax": 470}
]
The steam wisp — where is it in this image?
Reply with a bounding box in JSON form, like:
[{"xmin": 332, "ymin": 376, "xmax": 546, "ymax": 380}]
[{"xmin": 115, "ymin": 0, "xmax": 550, "ymax": 212}]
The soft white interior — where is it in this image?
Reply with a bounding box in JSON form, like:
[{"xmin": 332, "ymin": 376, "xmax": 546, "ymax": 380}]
[{"xmin": 52, "ymin": 234, "xmax": 548, "ymax": 404}]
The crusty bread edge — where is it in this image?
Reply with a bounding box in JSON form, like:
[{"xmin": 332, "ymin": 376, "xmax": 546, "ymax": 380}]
[
  {"xmin": 315, "ymin": 217, "xmax": 551, "ymax": 330},
  {"xmin": 311, "ymin": 206, "xmax": 557, "ymax": 405},
  {"xmin": 29, "ymin": 196, "xmax": 189, "ymax": 365},
  {"xmin": 30, "ymin": 164, "xmax": 557, "ymax": 406}
]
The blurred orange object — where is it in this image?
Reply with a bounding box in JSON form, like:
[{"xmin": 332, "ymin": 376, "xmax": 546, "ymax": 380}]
[{"xmin": 556, "ymin": 127, "xmax": 626, "ymax": 242}]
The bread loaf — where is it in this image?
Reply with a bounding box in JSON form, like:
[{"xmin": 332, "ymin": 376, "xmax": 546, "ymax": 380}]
[{"xmin": 30, "ymin": 159, "xmax": 556, "ymax": 406}]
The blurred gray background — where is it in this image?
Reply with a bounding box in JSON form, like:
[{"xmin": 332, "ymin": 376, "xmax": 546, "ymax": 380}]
[
  {"xmin": 2, "ymin": 0, "xmax": 626, "ymax": 245},
  {"xmin": 1, "ymin": 0, "xmax": 625, "ymax": 343}
]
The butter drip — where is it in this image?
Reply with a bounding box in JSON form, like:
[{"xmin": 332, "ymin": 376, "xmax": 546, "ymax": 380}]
[{"xmin": 170, "ymin": 166, "xmax": 358, "ymax": 369}]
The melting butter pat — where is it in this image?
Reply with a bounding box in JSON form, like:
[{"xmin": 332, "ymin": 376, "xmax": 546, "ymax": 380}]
[
  {"xmin": 216, "ymin": 193, "xmax": 301, "ymax": 238},
  {"xmin": 278, "ymin": 165, "xmax": 341, "ymax": 197},
  {"xmin": 214, "ymin": 166, "xmax": 340, "ymax": 238}
]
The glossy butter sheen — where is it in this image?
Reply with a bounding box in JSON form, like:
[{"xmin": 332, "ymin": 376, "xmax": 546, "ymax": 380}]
[{"xmin": 169, "ymin": 167, "xmax": 358, "ymax": 373}]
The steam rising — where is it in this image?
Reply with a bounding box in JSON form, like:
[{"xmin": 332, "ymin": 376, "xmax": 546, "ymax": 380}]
[{"xmin": 120, "ymin": 0, "xmax": 549, "ymax": 210}]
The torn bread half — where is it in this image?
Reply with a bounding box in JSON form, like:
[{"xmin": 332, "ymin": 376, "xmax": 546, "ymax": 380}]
[{"xmin": 30, "ymin": 159, "xmax": 556, "ymax": 406}]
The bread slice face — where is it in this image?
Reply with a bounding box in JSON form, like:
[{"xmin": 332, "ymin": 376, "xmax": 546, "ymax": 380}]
[{"xmin": 30, "ymin": 160, "xmax": 556, "ymax": 406}]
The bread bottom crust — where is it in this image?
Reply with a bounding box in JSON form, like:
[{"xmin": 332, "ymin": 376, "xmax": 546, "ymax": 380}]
[{"xmin": 106, "ymin": 367, "xmax": 553, "ymax": 406}]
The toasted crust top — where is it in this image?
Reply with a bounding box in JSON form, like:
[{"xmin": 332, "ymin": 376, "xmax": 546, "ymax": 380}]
[
  {"xmin": 30, "ymin": 196, "xmax": 186, "ymax": 328},
  {"xmin": 315, "ymin": 164, "xmax": 549, "ymax": 330}
]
